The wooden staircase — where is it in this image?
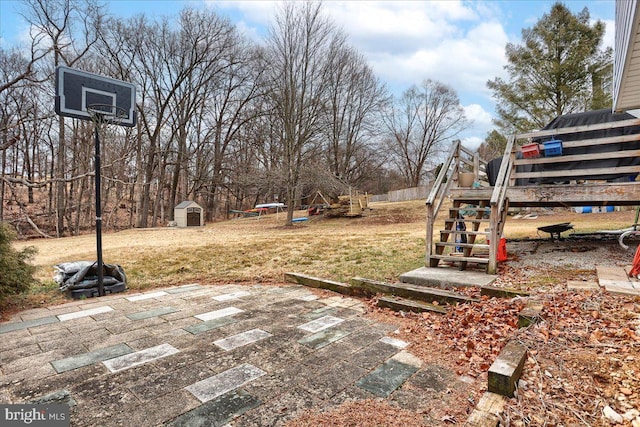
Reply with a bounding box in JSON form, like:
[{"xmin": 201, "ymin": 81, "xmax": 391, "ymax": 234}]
[
  {"xmin": 426, "ymin": 140, "xmax": 511, "ymax": 274},
  {"xmin": 430, "ymin": 198, "xmax": 491, "ymax": 270}
]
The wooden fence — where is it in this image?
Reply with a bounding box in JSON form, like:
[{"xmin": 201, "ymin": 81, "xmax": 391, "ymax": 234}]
[{"xmin": 369, "ymin": 185, "xmax": 431, "ymax": 203}]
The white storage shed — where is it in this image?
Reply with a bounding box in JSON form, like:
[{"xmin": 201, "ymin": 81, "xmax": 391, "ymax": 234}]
[{"xmin": 174, "ymin": 201, "xmax": 203, "ymax": 227}]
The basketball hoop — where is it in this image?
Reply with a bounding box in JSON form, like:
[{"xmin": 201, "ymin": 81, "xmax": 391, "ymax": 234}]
[{"xmin": 54, "ymin": 67, "xmax": 137, "ymax": 298}]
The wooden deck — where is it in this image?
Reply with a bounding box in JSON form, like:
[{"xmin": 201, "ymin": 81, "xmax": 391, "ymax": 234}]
[
  {"xmin": 450, "ymin": 181, "xmax": 640, "ymax": 207},
  {"xmin": 426, "ymin": 115, "xmax": 640, "ymax": 274}
]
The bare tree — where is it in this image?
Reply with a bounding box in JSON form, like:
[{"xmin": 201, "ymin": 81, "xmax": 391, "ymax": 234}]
[
  {"xmin": 383, "ymin": 80, "xmax": 469, "ymax": 187},
  {"xmin": 266, "ymin": 2, "xmax": 341, "ymax": 225},
  {"xmin": 322, "ymin": 43, "xmax": 387, "ymax": 186},
  {"xmin": 22, "ymin": 0, "xmax": 105, "ymax": 236}
]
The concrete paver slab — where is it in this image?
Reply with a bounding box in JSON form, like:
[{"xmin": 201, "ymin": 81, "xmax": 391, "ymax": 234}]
[
  {"xmin": 294, "ymin": 294, "xmax": 319, "ymax": 301},
  {"xmin": 103, "ymin": 343, "xmax": 179, "ymax": 373},
  {"xmin": 186, "ymin": 363, "xmax": 266, "ymax": 403},
  {"xmin": 184, "ymin": 317, "xmax": 237, "ymax": 335},
  {"xmin": 167, "ymin": 390, "xmax": 260, "ymax": 427},
  {"xmin": 0, "ymin": 316, "xmax": 59, "ymax": 334},
  {"xmin": 214, "ymin": 329, "xmax": 272, "ymax": 351},
  {"xmin": 392, "ymin": 351, "xmax": 423, "ymax": 368},
  {"xmin": 57, "ymin": 306, "xmax": 113, "ymax": 322},
  {"xmin": 301, "ymin": 306, "xmax": 338, "ymax": 320},
  {"xmin": 297, "ymin": 315, "xmax": 344, "ymax": 333},
  {"xmin": 195, "ymin": 307, "xmax": 244, "ymax": 321},
  {"xmin": 213, "ymin": 291, "xmax": 251, "ymax": 301},
  {"xmin": 27, "ymin": 389, "xmax": 77, "ymax": 406},
  {"xmin": 125, "ymin": 306, "xmax": 178, "ymax": 320},
  {"xmin": 380, "ymin": 336, "xmax": 409, "ymax": 349},
  {"xmin": 356, "ymin": 359, "xmax": 419, "ymax": 397},
  {"xmin": 166, "ymin": 284, "xmax": 202, "ymax": 294},
  {"xmin": 51, "ymin": 343, "xmax": 133, "ymax": 373},
  {"xmin": 0, "ymin": 343, "xmax": 41, "ymax": 365},
  {"xmin": 350, "ymin": 341, "xmax": 400, "ymax": 370},
  {"xmin": 298, "ymin": 328, "xmax": 350, "ymax": 350},
  {"xmin": 126, "ymin": 291, "xmax": 168, "ymax": 301},
  {"xmin": 116, "ymin": 389, "xmax": 200, "ymax": 427}
]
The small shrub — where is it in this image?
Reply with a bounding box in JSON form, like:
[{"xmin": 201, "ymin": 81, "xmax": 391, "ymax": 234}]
[{"xmin": 0, "ymin": 223, "xmax": 37, "ymax": 303}]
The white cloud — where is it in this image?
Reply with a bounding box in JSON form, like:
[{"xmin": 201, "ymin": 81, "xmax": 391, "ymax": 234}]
[
  {"xmin": 213, "ymin": 0, "xmax": 510, "ymax": 145},
  {"xmin": 601, "ymin": 18, "xmax": 615, "ymax": 49},
  {"xmin": 464, "ymin": 104, "xmax": 492, "ymax": 127},
  {"xmin": 322, "ymin": 1, "xmax": 473, "ymax": 53},
  {"xmin": 364, "ymin": 19, "xmax": 508, "ymax": 99},
  {"xmin": 460, "ymin": 103, "xmax": 494, "ymax": 150},
  {"xmin": 461, "ymin": 135, "xmax": 483, "ymax": 150}
]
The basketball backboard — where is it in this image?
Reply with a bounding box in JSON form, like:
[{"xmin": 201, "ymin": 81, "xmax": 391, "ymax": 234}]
[{"xmin": 55, "ymin": 66, "xmax": 137, "ymax": 127}]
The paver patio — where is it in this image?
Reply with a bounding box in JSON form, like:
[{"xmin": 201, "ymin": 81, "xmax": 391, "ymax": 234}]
[{"xmin": 0, "ymin": 283, "xmax": 468, "ymax": 426}]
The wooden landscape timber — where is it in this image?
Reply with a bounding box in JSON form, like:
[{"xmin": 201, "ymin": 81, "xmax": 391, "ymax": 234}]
[
  {"xmin": 376, "ymin": 296, "xmax": 447, "ymax": 314},
  {"xmin": 487, "ymin": 340, "xmax": 528, "ymax": 398},
  {"xmin": 350, "ymin": 276, "xmax": 478, "ymax": 305},
  {"xmin": 283, "ymin": 272, "xmax": 355, "ymax": 295},
  {"xmin": 464, "ymin": 392, "xmax": 506, "ymax": 427},
  {"xmin": 517, "ymin": 300, "xmax": 543, "ymax": 328}
]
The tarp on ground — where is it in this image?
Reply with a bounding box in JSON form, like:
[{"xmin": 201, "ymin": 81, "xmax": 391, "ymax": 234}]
[{"xmin": 54, "ymin": 261, "xmax": 127, "ymax": 291}]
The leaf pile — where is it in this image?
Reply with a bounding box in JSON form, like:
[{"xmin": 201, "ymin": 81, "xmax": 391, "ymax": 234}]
[
  {"xmin": 506, "ymin": 290, "xmax": 640, "ymax": 426},
  {"xmin": 384, "ymin": 294, "xmax": 527, "ymax": 379}
]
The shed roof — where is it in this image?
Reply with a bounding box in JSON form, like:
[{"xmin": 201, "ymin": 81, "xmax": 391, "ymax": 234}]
[{"xmin": 175, "ymin": 201, "xmax": 200, "ymax": 209}]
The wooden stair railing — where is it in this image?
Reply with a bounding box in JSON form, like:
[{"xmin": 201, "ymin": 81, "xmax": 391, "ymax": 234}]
[{"xmin": 487, "ymin": 135, "xmax": 515, "ymax": 274}]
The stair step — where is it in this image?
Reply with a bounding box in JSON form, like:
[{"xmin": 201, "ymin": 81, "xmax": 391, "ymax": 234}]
[
  {"xmin": 441, "ymin": 230, "xmax": 490, "ymax": 237},
  {"xmin": 449, "ymin": 206, "xmax": 491, "ymax": 212},
  {"xmin": 444, "ymin": 219, "xmax": 487, "ymax": 225},
  {"xmin": 377, "ymin": 296, "xmax": 447, "ymax": 314},
  {"xmin": 436, "ymin": 242, "xmax": 489, "ymax": 249},
  {"xmin": 429, "ymin": 254, "xmax": 490, "ymax": 264},
  {"xmin": 350, "ymin": 277, "xmax": 478, "ymax": 305}
]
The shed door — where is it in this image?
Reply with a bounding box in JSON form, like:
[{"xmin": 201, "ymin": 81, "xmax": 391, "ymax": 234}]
[{"xmin": 186, "ymin": 207, "xmax": 201, "ymax": 226}]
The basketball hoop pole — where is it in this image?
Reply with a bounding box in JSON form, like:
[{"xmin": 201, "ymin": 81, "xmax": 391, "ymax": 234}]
[{"xmin": 94, "ymin": 123, "xmax": 105, "ymax": 297}]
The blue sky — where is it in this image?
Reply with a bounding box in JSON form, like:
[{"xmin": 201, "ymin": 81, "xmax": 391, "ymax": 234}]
[{"xmin": 0, "ymin": 0, "xmax": 616, "ymax": 148}]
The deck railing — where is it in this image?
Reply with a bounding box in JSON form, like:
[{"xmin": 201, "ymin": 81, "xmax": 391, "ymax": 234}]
[{"xmin": 510, "ymin": 117, "xmax": 640, "ymax": 184}]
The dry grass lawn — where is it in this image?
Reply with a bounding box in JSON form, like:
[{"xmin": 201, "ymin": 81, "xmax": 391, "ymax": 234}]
[{"xmin": 7, "ymin": 200, "xmax": 637, "ymax": 312}]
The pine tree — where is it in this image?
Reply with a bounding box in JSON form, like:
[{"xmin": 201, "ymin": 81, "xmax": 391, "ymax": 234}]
[{"xmin": 487, "ymin": 2, "xmax": 612, "ymax": 134}]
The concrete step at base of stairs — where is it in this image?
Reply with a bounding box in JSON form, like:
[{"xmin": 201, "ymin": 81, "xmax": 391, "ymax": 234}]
[{"xmin": 400, "ymin": 266, "xmax": 497, "ymax": 289}]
